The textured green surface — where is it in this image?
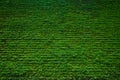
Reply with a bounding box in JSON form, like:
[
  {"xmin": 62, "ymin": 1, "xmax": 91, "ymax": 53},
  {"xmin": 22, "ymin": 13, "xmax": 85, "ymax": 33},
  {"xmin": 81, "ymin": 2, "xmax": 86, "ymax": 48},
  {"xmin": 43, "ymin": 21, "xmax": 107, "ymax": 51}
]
[{"xmin": 0, "ymin": 0, "xmax": 120, "ymax": 79}]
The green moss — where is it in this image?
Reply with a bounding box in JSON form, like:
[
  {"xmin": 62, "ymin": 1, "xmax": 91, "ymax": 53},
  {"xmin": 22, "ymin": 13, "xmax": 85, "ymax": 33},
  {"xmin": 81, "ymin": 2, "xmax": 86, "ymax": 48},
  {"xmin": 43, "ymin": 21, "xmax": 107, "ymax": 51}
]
[{"xmin": 0, "ymin": 0, "xmax": 120, "ymax": 79}]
